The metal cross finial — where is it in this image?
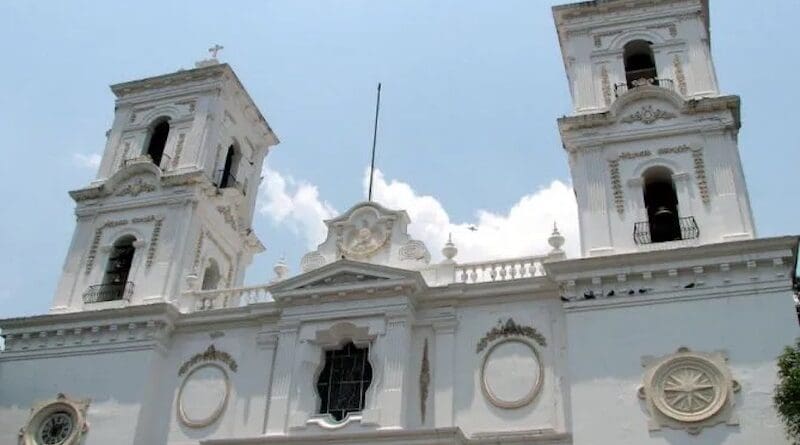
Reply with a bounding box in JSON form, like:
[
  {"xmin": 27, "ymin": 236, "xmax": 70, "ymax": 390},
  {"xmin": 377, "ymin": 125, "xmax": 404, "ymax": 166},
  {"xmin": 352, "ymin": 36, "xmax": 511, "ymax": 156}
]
[{"xmin": 208, "ymin": 44, "xmax": 224, "ymax": 59}]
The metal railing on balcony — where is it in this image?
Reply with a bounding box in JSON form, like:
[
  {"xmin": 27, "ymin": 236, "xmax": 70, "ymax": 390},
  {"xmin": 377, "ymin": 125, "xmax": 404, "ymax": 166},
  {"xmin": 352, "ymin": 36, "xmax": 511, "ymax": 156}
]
[
  {"xmin": 614, "ymin": 78, "xmax": 675, "ymax": 98},
  {"xmin": 634, "ymin": 216, "xmax": 699, "ymax": 245},
  {"xmin": 214, "ymin": 169, "xmax": 246, "ymax": 195},
  {"xmin": 83, "ymin": 282, "xmax": 134, "ymax": 303}
]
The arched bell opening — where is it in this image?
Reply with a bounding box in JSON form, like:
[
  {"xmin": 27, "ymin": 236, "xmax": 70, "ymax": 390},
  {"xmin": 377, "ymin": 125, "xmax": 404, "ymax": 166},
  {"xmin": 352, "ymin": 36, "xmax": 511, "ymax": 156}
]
[
  {"xmin": 623, "ymin": 40, "xmax": 658, "ymax": 88},
  {"xmin": 642, "ymin": 166, "xmax": 681, "ymax": 243}
]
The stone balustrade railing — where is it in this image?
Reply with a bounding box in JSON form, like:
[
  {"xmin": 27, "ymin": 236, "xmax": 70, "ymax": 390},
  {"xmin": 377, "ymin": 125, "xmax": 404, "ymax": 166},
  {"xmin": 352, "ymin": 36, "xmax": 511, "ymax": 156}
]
[
  {"xmin": 186, "ymin": 284, "xmax": 272, "ymax": 312},
  {"xmin": 454, "ymin": 255, "xmax": 549, "ymax": 284},
  {"xmin": 182, "ymin": 254, "xmax": 559, "ymax": 311}
]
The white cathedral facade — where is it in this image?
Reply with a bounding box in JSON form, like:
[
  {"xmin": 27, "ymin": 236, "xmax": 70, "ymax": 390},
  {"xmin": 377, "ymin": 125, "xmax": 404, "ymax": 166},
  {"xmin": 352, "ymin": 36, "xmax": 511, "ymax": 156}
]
[{"xmin": 1, "ymin": 1, "xmax": 798, "ymax": 444}]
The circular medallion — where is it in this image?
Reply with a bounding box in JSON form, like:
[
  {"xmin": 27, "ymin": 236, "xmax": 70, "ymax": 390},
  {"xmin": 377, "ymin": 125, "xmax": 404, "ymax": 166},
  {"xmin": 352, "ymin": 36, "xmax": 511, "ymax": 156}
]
[
  {"xmin": 20, "ymin": 396, "xmax": 87, "ymax": 445},
  {"xmin": 651, "ymin": 356, "xmax": 726, "ymax": 423},
  {"xmin": 37, "ymin": 412, "xmax": 74, "ymax": 445},
  {"xmin": 178, "ymin": 364, "xmax": 230, "ymax": 428},
  {"xmin": 480, "ymin": 339, "xmax": 544, "ymax": 409},
  {"xmin": 337, "ymin": 208, "xmax": 391, "ymax": 259}
]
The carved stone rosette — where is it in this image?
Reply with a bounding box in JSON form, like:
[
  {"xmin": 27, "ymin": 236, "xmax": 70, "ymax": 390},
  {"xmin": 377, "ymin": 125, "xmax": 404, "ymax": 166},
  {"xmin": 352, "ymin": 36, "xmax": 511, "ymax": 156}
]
[
  {"xmin": 18, "ymin": 393, "xmax": 90, "ymax": 445},
  {"xmin": 639, "ymin": 347, "xmax": 740, "ymax": 435}
]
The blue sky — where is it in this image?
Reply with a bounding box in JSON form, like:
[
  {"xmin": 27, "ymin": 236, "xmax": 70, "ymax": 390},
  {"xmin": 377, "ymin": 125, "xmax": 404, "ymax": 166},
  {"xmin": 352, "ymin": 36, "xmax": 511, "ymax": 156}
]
[{"xmin": 0, "ymin": 0, "xmax": 798, "ymax": 319}]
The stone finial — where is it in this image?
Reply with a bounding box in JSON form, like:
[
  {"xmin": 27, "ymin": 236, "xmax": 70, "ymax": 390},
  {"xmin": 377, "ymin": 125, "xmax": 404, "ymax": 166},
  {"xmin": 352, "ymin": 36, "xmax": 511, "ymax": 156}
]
[
  {"xmin": 441, "ymin": 233, "xmax": 458, "ymax": 264},
  {"xmin": 548, "ymin": 222, "xmax": 565, "ymax": 254},
  {"xmin": 273, "ymin": 257, "xmax": 289, "ymax": 282}
]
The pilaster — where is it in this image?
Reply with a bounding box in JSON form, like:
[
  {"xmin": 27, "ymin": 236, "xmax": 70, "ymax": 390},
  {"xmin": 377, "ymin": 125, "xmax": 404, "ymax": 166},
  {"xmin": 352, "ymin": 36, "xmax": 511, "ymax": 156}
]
[
  {"xmin": 265, "ymin": 322, "xmax": 300, "ymax": 435},
  {"xmin": 431, "ymin": 315, "xmax": 458, "ymax": 427}
]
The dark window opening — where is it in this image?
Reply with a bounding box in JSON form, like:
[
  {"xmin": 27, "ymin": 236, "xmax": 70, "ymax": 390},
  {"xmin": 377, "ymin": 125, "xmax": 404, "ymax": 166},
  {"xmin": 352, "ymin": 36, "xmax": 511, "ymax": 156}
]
[
  {"xmin": 643, "ymin": 167, "xmax": 681, "ymax": 243},
  {"xmin": 316, "ymin": 341, "xmax": 373, "ymax": 422},
  {"xmin": 624, "ymin": 40, "xmax": 658, "ymax": 88},
  {"xmin": 97, "ymin": 235, "xmax": 136, "ymax": 301},
  {"xmin": 220, "ymin": 145, "xmax": 236, "ymax": 188},
  {"xmin": 146, "ymin": 120, "xmax": 170, "ymax": 167},
  {"xmin": 201, "ymin": 259, "xmax": 221, "ymax": 291}
]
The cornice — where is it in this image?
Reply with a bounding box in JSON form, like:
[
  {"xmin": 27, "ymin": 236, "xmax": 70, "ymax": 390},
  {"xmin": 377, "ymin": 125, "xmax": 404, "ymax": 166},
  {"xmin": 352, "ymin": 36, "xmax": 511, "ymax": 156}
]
[
  {"xmin": 558, "ymin": 93, "xmax": 740, "ymax": 134},
  {"xmin": 553, "ymin": 0, "xmax": 706, "ymax": 29},
  {"xmin": 546, "ymin": 236, "xmax": 798, "ymax": 278},
  {"xmin": 111, "ymin": 63, "xmax": 278, "ymax": 146},
  {"xmin": 110, "ymin": 64, "xmax": 229, "ymax": 98},
  {"xmin": 201, "ymin": 426, "xmax": 570, "ymax": 445},
  {"xmin": 0, "ymin": 303, "xmax": 179, "ymax": 360}
]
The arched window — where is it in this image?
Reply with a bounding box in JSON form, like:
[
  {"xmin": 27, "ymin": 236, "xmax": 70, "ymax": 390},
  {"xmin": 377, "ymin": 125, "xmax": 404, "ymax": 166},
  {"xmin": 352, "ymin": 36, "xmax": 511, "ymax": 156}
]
[
  {"xmin": 642, "ymin": 166, "xmax": 680, "ymax": 243},
  {"xmin": 100, "ymin": 235, "xmax": 136, "ymax": 301},
  {"xmin": 146, "ymin": 119, "xmax": 170, "ymax": 167},
  {"xmin": 218, "ymin": 144, "xmax": 241, "ymax": 191},
  {"xmin": 316, "ymin": 341, "xmax": 373, "ymax": 422},
  {"xmin": 201, "ymin": 259, "xmax": 221, "ymax": 291},
  {"xmin": 624, "ymin": 40, "xmax": 658, "ymax": 88}
]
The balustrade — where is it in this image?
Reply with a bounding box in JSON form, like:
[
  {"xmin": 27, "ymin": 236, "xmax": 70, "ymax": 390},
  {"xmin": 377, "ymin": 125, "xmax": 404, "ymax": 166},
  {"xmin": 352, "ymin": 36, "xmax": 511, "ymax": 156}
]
[
  {"xmin": 187, "ymin": 284, "xmax": 272, "ymax": 312},
  {"xmin": 454, "ymin": 255, "xmax": 548, "ymax": 284}
]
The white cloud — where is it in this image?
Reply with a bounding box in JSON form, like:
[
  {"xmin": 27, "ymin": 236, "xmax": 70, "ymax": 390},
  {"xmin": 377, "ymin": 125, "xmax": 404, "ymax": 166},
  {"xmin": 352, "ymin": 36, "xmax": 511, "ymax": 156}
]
[
  {"xmin": 258, "ymin": 164, "xmax": 579, "ymax": 262},
  {"xmin": 72, "ymin": 153, "xmax": 102, "ymax": 169},
  {"xmin": 258, "ymin": 164, "xmax": 338, "ymax": 249},
  {"xmin": 364, "ymin": 168, "xmax": 580, "ymax": 262}
]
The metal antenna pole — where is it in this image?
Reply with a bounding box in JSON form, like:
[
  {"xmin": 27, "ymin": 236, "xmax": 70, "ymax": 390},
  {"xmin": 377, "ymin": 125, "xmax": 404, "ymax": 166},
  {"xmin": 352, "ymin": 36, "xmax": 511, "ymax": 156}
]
[{"xmin": 368, "ymin": 82, "xmax": 382, "ymax": 201}]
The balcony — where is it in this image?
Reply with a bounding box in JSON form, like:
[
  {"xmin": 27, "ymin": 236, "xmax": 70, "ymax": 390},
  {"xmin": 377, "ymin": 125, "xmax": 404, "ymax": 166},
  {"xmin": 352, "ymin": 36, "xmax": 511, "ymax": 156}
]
[
  {"xmin": 634, "ymin": 216, "xmax": 699, "ymax": 245},
  {"xmin": 83, "ymin": 282, "xmax": 134, "ymax": 303},
  {"xmin": 214, "ymin": 169, "xmax": 246, "ymax": 195},
  {"xmin": 614, "ymin": 77, "xmax": 675, "ymax": 98}
]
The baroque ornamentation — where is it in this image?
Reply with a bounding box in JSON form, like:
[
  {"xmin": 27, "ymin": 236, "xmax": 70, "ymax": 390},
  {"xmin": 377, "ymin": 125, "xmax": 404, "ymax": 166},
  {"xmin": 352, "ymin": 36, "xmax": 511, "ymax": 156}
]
[
  {"xmin": 619, "ymin": 150, "xmax": 652, "ymax": 160},
  {"xmin": 399, "ymin": 240, "xmax": 431, "ymax": 263},
  {"xmin": 300, "ymin": 251, "xmax": 326, "ymax": 273},
  {"xmin": 608, "ymin": 159, "xmax": 624, "ymax": 214},
  {"xmin": 171, "ymin": 133, "xmax": 186, "ymax": 168},
  {"xmin": 116, "ymin": 178, "xmax": 157, "ymax": 197},
  {"xmin": 192, "ymin": 232, "xmax": 204, "ymax": 273},
  {"xmin": 692, "ymin": 149, "xmax": 710, "ymax": 203},
  {"xmin": 85, "ymin": 219, "xmax": 129, "ymax": 274},
  {"xmin": 639, "ymin": 347, "xmax": 740, "ymax": 435},
  {"xmin": 621, "ymin": 105, "xmax": 677, "ymax": 125},
  {"xmin": 600, "ymin": 65, "xmax": 612, "ymax": 106},
  {"xmin": 658, "ymin": 144, "xmax": 691, "ymax": 155},
  {"xmin": 146, "ymin": 217, "xmax": 164, "ymax": 268},
  {"xmin": 419, "ymin": 339, "xmax": 430, "ymax": 423},
  {"xmin": 217, "ymin": 205, "xmax": 238, "ymax": 231},
  {"xmin": 335, "ymin": 205, "xmax": 394, "ymax": 260},
  {"xmin": 476, "ymin": 318, "xmax": 547, "ymax": 353},
  {"xmin": 673, "ymin": 54, "xmax": 688, "ymax": 95},
  {"xmin": 178, "ymin": 344, "xmax": 238, "ymax": 377},
  {"xmin": 18, "ymin": 393, "xmax": 90, "ymax": 445}
]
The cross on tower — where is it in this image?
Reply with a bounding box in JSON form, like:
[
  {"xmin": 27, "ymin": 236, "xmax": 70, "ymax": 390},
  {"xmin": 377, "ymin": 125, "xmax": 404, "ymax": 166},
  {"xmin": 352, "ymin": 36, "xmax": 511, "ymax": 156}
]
[{"xmin": 208, "ymin": 44, "xmax": 224, "ymax": 59}]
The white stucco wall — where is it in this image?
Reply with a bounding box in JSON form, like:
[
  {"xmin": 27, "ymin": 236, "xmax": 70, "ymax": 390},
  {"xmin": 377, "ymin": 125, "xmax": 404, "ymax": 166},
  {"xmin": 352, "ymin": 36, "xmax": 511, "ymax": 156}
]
[{"xmin": 566, "ymin": 290, "xmax": 799, "ymax": 445}]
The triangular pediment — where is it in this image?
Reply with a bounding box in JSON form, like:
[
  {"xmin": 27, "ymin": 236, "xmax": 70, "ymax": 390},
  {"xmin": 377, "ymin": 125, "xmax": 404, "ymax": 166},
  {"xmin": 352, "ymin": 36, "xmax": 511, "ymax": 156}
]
[{"xmin": 269, "ymin": 259, "xmax": 426, "ymax": 298}]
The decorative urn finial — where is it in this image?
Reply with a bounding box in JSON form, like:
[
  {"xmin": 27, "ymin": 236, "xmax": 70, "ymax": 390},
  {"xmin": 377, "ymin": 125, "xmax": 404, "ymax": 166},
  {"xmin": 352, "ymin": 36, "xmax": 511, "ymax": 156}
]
[
  {"xmin": 273, "ymin": 256, "xmax": 289, "ymax": 282},
  {"xmin": 548, "ymin": 222, "xmax": 565, "ymax": 254},
  {"xmin": 441, "ymin": 233, "xmax": 458, "ymax": 264}
]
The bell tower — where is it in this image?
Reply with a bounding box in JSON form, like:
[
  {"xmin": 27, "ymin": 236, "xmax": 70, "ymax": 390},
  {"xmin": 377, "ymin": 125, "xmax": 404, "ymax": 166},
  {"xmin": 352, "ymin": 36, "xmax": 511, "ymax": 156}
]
[
  {"xmin": 553, "ymin": 0, "xmax": 755, "ymax": 257},
  {"xmin": 51, "ymin": 60, "xmax": 279, "ymax": 313}
]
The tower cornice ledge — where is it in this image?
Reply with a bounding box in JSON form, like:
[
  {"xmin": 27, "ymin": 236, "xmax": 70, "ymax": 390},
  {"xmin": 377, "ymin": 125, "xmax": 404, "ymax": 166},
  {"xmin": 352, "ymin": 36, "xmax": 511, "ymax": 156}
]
[
  {"xmin": 557, "ymin": 93, "xmax": 740, "ymax": 134},
  {"xmin": 546, "ymin": 235, "xmax": 797, "ymax": 277}
]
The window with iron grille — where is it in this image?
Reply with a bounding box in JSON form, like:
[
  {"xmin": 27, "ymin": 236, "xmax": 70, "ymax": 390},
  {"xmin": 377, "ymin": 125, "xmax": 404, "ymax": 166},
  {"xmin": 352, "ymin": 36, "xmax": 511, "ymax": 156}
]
[{"xmin": 316, "ymin": 341, "xmax": 372, "ymax": 422}]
